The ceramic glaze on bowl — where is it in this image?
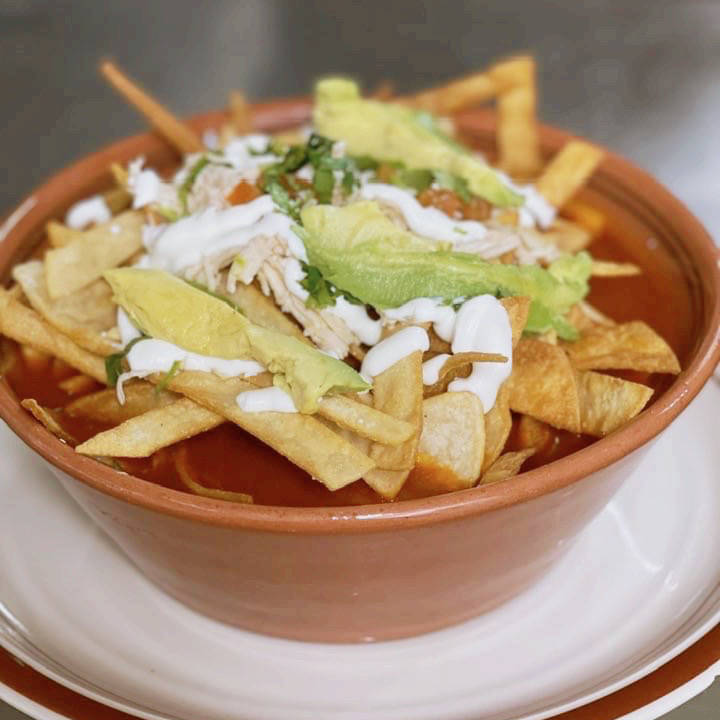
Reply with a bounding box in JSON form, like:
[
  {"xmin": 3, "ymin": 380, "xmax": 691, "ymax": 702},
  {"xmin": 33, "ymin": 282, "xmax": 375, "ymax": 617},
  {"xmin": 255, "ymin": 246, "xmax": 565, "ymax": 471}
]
[{"xmin": 0, "ymin": 100, "xmax": 718, "ymax": 642}]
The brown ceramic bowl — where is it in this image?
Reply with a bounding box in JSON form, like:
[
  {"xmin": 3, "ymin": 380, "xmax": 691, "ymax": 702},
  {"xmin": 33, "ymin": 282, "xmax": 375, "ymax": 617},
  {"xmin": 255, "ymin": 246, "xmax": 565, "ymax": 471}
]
[{"xmin": 1, "ymin": 100, "xmax": 719, "ymax": 643}]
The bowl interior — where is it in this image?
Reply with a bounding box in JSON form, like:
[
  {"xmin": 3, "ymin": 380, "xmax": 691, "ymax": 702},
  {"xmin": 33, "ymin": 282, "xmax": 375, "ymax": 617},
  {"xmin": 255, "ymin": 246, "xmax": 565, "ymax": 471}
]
[{"xmin": 0, "ymin": 101, "xmax": 718, "ymax": 530}]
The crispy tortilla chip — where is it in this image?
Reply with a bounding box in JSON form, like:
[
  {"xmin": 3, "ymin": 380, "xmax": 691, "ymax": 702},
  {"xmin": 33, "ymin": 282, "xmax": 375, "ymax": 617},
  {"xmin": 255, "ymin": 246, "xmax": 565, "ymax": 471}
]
[
  {"xmin": 21, "ymin": 399, "xmax": 75, "ymax": 445},
  {"xmin": 535, "ymin": 140, "xmax": 604, "ymax": 210},
  {"xmin": 492, "ymin": 57, "xmax": 541, "ymax": 179},
  {"xmin": 516, "ymin": 414, "xmax": 553, "ymax": 451},
  {"xmin": 76, "ymin": 398, "xmax": 223, "ymax": 458},
  {"xmin": 500, "ymin": 296, "xmax": 531, "ymax": 347},
  {"xmin": 103, "ymin": 186, "xmax": 132, "ymax": 214},
  {"xmin": 508, "ymin": 338, "xmax": 581, "ymax": 433},
  {"xmin": 562, "ymin": 200, "xmax": 606, "ymax": 237},
  {"xmin": 44, "ymin": 210, "xmax": 144, "ymax": 298},
  {"xmin": 66, "ymin": 381, "xmax": 176, "ymax": 423},
  {"xmin": 46, "ymin": 220, "xmax": 79, "ymax": 248},
  {"xmin": 368, "ymin": 351, "xmax": 424, "ymax": 474},
  {"xmin": 481, "ymin": 449, "xmax": 535, "ymax": 485},
  {"xmin": 0, "ymin": 289, "xmax": 106, "ymax": 383},
  {"xmin": 408, "ymin": 70, "xmax": 498, "ymax": 114},
  {"xmin": 58, "ymin": 374, "xmax": 98, "ymax": 396},
  {"xmin": 175, "ymin": 446, "xmax": 253, "ymax": 504},
  {"xmin": 229, "ymin": 90, "xmax": 253, "ymax": 133},
  {"xmin": 363, "ymin": 468, "xmax": 410, "ymax": 499},
  {"xmin": 591, "ymin": 260, "xmax": 641, "ymax": 278},
  {"xmin": 544, "ymin": 218, "xmax": 592, "ymax": 253},
  {"xmin": 318, "ymin": 395, "xmax": 415, "ymax": 446},
  {"xmin": 566, "ymin": 301, "xmax": 616, "ymax": 334},
  {"xmin": 12, "ymin": 260, "xmax": 117, "ymax": 355},
  {"xmin": 577, "ymin": 370, "xmax": 653, "ymax": 437},
  {"xmin": 414, "ymin": 392, "xmax": 485, "ymax": 490},
  {"xmin": 0, "ymin": 336, "xmax": 18, "ymax": 374},
  {"xmin": 482, "ymin": 382, "xmax": 512, "ymax": 471},
  {"xmin": 565, "ymin": 321, "xmax": 680, "ymax": 374},
  {"xmin": 167, "ymin": 371, "xmax": 374, "ymax": 490}
]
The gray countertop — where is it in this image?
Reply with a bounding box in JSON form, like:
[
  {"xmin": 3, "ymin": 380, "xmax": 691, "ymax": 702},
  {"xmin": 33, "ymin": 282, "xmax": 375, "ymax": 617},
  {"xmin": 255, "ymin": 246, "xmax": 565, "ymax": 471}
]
[{"xmin": 0, "ymin": 1, "xmax": 718, "ymax": 718}]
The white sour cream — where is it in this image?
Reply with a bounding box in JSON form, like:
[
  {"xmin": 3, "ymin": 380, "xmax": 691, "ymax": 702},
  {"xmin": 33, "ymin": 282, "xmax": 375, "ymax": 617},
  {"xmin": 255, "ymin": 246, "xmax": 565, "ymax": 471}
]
[
  {"xmin": 283, "ymin": 257, "xmax": 310, "ymax": 301},
  {"xmin": 326, "ymin": 296, "xmax": 383, "ymax": 346},
  {"xmin": 497, "ymin": 172, "xmax": 557, "ymax": 230},
  {"xmin": 422, "ymin": 353, "xmax": 449, "ymax": 385},
  {"xmin": 145, "ymin": 196, "xmax": 290, "ymax": 273},
  {"xmin": 223, "ymin": 135, "xmax": 277, "ymax": 171},
  {"xmin": 130, "ymin": 168, "xmax": 162, "ymax": 209},
  {"xmin": 117, "ymin": 308, "xmax": 141, "ymax": 346},
  {"xmin": 65, "ymin": 195, "xmax": 111, "ymax": 229},
  {"xmin": 236, "ymin": 386, "xmax": 297, "ymax": 413},
  {"xmin": 447, "ymin": 295, "xmax": 513, "ymax": 411},
  {"xmin": 359, "ymin": 183, "xmax": 487, "ymax": 244},
  {"xmin": 360, "ymin": 326, "xmax": 429, "ymax": 379},
  {"xmin": 127, "ymin": 338, "xmax": 265, "ymax": 378},
  {"xmin": 382, "ymin": 297, "xmax": 456, "ymax": 342}
]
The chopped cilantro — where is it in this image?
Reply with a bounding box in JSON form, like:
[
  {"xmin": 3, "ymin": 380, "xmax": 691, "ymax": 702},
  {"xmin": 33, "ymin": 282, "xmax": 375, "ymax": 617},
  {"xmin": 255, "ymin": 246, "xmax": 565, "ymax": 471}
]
[
  {"xmin": 313, "ymin": 166, "xmax": 335, "ymax": 203},
  {"xmin": 300, "ymin": 263, "xmax": 363, "ymax": 308},
  {"xmin": 105, "ymin": 336, "xmax": 145, "ymax": 387},
  {"xmin": 155, "ymin": 360, "xmax": 182, "ymax": 394}
]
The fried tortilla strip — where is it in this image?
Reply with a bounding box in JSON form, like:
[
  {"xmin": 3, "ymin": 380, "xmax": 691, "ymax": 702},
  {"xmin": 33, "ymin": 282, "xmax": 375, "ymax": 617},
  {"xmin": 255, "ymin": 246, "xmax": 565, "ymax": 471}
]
[
  {"xmin": 565, "ymin": 321, "xmax": 680, "ymax": 374},
  {"xmin": 76, "ymin": 398, "xmax": 223, "ymax": 458},
  {"xmin": 423, "ymin": 351, "xmax": 507, "ymax": 397},
  {"xmin": 414, "ymin": 392, "xmax": 485, "ymax": 491},
  {"xmin": 500, "ymin": 295, "xmax": 531, "ymax": 347},
  {"xmin": 12, "ymin": 260, "xmax": 117, "ymax": 355},
  {"xmin": 0, "ymin": 289, "xmax": 106, "ymax": 383},
  {"xmin": 482, "ymin": 383, "xmax": 512, "ymax": 471},
  {"xmin": 175, "ymin": 446, "xmax": 253, "ymax": 504},
  {"xmin": 516, "ymin": 414, "xmax": 553, "ymax": 451},
  {"xmin": 591, "ymin": 260, "xmax": 642, "ymax": 277},
  {"xmin": 544, "ymin": 218, "xmax": 592, "ymax": 253},
  {"xmin": 364, "ymin": 468, "xmax": 410, "ymax": 499},
  {"xmin": 46, "ymin": 220, "xmax": 78, "ymax": 248},
  {"xmin": 566, "ymin": 301, "xmax": 616, "ymax": 334},
  {"xmin": 481, "ymin": 449, "xmax": 535, "ymax": 485},
  {"xmin": 226, "ymin": 281, "xmax": 307, "ymax": 342},
  {"xmin": 508, "ymin": 338, "xmax": 581, "ymax": 433},
  {"xmin": 167, "ymin": 371, "xmax": 374, "ymax": 490},
  {"xmin": 21, "ymin": 399, "xmax": 76, "ymax": 445},
  {"xmin": 491, "ymin": 56, "xmax": 541, "ymax": 178},
  {"xmin": 100, "ymin": 61, "xmax": 203, "ymax": 153},
  {"xmin": 58, "ymin": 374, "xmax": 98, "ymax": 396},
  {"xmin": 535, "ymin": 140, "xmax": 604, "ymax": 210},
  {"xmin": 577, "ymin": 370, "xmax": 653, "ymax": 437},
  {"xmin": 229, "ymin": 90, "xmax": 253, "ymax": 133},
  {"xmin": 104, "ymin": 185, "xmax": 133, "ymax": 214},
  {"xmin": 368, "ymin": 351, "xmax": 424, "ymax": 473},
  {"xmin": 318, "ymin": 395, "xmax": 415, "ymax": 446},
  {"xmin": 44, "ymin": 211, "xmax": 144, "ymax": 298},
  {"xmin": 66, "ymin": 381, "xmax": 177, "ymax": 423},
  {"xmin": 408, "ymin": 71, "xmax": 498, "ymax": 114},
  {"xmin": 562, "ymin": 200, "xmax": 606, "ymax": 237}
]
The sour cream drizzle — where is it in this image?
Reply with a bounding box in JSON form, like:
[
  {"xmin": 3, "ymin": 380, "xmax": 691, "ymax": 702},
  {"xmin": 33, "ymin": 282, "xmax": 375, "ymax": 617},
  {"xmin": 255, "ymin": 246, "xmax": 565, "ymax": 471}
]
[
  {"xmin": 236, "ymin": 386, "xmax": 297, "ymax": 413},
  {"xmin": 447, "ymin": 295, "xmax": 513, "ymax": 411},
  {"xmin": 359, "ymin": 183, "xmax": 488, "ymax": 244},
  {"xmin": 360, "ymin": 326, "xmax": 429, "ymax": 380},
  {"xmin": 326, "ymin": 296, "xmax": 383, "ymax": 346},
  {"xmin": 382, "ymin": 298, "xmax": 456, "ymax": 342},
  {"xmin": 65, "ymin": 195, "xmax": 111, "ymax": 229},
  {"xmin": 144, "ymin": 196, "xmax": 295, "ymax": 273}
]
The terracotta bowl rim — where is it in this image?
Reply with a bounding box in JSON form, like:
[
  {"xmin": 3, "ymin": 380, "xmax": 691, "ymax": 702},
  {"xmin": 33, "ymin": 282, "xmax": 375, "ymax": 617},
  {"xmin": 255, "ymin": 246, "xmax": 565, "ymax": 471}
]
[{"xmin": 1, "ymin": 98, "xmax": 719, "ymax": 534}]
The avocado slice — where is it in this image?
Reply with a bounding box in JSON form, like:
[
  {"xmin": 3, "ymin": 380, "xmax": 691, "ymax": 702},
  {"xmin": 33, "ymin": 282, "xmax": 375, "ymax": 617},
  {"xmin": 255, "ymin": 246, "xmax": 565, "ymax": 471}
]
[
  {"xmin": 298, "ymin": 202, "xmax": 592, "ymax": 339},
  {"xmin": 104, "ymin": 268, "xmax": 370, "ymax": 412},
  {"xmin": 312, "ymin": 78, "xmax": 522, "ymax": 208}
]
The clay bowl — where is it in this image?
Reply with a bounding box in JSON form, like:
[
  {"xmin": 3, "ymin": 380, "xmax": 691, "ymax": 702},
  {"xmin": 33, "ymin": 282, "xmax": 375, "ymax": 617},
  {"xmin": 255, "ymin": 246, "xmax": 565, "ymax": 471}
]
[{"xmin": 0, "ymin": 99, "xmax": 718, "ymax": 643}]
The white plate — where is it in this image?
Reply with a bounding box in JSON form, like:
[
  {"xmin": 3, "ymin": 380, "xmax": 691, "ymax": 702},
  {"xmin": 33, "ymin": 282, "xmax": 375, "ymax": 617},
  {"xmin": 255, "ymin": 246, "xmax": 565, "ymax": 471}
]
[{"xmin": 1, "ymin": 383, "xmax": 719, "ymax": 720}]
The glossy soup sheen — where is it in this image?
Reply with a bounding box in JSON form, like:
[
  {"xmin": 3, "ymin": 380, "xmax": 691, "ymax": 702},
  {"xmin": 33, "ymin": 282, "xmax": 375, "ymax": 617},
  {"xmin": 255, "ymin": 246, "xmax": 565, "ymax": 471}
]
[{"xmin": 1, "ymin": 225, "xmax": 686, "ymax": 508}]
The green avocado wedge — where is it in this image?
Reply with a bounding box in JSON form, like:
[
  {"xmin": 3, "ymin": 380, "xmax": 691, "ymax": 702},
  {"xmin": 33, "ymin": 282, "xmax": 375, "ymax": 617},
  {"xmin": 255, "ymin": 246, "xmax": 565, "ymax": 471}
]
[
  {"xmin": 312, "ymin": 77, "xmax": 522, "ymax": 208},
  {"xmin": 103, "ymin": 268, "xmax": 370, "ymax": 412},
  {"xmin": 298, "ymin": 202, "xmax": 592, "ymax": 339}
]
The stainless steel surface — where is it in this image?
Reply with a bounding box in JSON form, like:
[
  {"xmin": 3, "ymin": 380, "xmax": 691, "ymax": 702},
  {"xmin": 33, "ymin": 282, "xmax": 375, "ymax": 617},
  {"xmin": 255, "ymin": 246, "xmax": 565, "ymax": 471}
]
[{"xmin": 0, "ymin": 0, "xmax": 718, "ymax": 718}]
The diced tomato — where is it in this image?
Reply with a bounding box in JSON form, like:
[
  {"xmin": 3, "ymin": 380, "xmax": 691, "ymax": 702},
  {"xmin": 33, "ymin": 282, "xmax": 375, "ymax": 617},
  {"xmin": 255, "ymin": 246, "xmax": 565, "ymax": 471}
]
[
  {"xmin": 226, "ymin": 180, "xmax": 262, "ymax": 205},
  {"xmin": 417, "ymin": 188, "xmax": 464, "ymax": 218}
]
